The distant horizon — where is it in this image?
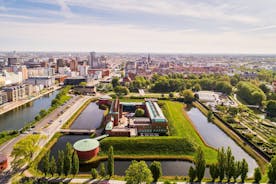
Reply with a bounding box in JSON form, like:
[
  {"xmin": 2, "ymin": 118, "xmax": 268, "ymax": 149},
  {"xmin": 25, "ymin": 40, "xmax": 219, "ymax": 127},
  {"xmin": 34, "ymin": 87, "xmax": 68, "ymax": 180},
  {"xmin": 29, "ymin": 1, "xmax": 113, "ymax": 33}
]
[{"xmin": 1, "ymin": 50, "xmax": 276, "ymax": 56}]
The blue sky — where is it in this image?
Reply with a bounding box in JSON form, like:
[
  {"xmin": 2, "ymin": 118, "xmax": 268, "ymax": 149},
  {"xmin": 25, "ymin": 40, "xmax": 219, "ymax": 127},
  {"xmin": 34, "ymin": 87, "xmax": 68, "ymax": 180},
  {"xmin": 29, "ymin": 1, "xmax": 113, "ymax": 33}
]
[{"xmin": 0, "ymin": 0, "xmax": 276, "ymax": 53}]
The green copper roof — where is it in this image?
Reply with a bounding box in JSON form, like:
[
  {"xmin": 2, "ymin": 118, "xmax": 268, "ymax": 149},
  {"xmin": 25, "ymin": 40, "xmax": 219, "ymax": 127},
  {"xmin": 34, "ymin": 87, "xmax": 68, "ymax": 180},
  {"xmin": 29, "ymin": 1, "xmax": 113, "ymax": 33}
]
[{"xmin": 73, "ymin": 139, "xmax": 99, "ymax": 152}]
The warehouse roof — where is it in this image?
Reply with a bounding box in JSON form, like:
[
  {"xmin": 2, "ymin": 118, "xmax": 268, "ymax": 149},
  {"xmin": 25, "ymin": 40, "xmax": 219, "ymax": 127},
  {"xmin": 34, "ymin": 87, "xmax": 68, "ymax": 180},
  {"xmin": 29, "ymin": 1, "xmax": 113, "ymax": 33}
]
[{"xmin": 73, "ymin": 139, "xmax": 99, "ymax": 152}]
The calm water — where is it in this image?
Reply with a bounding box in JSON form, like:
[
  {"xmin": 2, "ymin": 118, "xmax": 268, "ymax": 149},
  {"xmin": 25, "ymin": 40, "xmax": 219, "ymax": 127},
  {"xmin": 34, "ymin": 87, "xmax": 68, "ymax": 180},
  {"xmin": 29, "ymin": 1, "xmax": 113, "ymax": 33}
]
[
  {"xmin": 0, "ymin": 90, "xmax": 59, "ymax": 131},
  {"xmin": 70, "ymin": 102, "xmax": 105, "ymax": 130},
  {"xmin": 46, "ymin": 136, "xmax": 210, "ymax": 176},
  {"xmin": 186, "ymin": 107, "xmax": 258, "ymax": 176}
]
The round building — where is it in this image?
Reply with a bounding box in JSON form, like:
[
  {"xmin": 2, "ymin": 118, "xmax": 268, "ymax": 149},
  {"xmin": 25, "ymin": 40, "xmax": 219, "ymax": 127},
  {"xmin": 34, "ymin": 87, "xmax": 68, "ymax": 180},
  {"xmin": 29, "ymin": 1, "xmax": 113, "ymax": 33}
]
[{"xmin": 73, "ymin": 139, "xmax": 99, "ymax": 160}]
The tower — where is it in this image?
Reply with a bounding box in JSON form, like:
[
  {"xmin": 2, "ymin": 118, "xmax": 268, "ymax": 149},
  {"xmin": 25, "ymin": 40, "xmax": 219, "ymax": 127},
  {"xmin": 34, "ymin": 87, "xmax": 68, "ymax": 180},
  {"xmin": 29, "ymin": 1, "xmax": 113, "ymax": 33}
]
[{"xmin": 89, "ymin": 52, "xmax": 96, "ymax": 68}]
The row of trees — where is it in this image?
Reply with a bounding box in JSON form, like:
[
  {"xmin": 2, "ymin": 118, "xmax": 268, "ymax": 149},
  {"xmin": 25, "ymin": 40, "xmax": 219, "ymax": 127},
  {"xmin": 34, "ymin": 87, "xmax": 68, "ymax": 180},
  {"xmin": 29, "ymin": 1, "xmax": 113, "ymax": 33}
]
[
  {"xmin": 188, "ymin": 147, "xmax": 252, "ymax": 183},
  {"xmin": 41, "ymin": 142, "xmax": 79, "ymax": 176}
]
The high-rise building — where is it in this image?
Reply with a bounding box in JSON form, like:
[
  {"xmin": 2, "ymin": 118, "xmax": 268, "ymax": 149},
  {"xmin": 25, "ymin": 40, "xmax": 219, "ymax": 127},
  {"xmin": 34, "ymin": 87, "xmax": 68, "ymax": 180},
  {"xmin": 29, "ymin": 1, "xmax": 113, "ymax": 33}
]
[{"xmin": 88, "ymin": 52, "xmax": 97, "ymax": 68}]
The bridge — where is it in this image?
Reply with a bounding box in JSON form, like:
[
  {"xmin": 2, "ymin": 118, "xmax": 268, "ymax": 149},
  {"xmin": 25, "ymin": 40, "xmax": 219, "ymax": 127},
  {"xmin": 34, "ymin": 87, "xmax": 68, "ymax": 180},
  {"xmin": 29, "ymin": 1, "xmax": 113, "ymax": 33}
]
[{"xmin": 59, "ymin": 129, "xmax": 96, "ymax": 135}]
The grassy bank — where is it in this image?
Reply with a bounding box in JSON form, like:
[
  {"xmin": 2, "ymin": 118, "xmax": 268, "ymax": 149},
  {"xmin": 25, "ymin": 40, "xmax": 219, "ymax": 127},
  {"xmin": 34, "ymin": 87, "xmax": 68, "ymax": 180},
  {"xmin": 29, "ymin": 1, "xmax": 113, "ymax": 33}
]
[
  {"xmin": 0, "ymin": 130, "xmax": 19, "ymax": 146},
  {"xmin": 62, "ymin": 98, "xmax": 95, "ymax": 129},
  {"xmin": 193, "ymin": 101, "xmax": 268, "ymax": 172}
]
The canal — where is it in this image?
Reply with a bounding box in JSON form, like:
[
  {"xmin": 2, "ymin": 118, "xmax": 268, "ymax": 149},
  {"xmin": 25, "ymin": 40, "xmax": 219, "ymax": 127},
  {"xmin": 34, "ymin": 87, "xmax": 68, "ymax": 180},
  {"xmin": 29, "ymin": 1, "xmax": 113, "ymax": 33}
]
[
  {"xmin": 0, "ymin": 90, "xmax": 59, "ymax": 132},
  {"xmin": 186, "ymin": 106, "xmax": 258, "ymax": 176},
  {"xmin": 70, "ymin": 102, "xmax": 105, "ymax": 130},
  {"xmin": 45, "ymin": 135, "xmax": 210, "ymax": 176}
]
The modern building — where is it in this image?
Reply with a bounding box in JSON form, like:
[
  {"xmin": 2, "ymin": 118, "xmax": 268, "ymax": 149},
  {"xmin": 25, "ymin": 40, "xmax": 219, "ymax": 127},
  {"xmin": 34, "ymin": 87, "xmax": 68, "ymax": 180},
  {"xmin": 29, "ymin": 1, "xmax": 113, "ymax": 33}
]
[
  {"xmin": 64, "ymin": 77, "xmax": 86, "ymax": 85},
  {"xmin": 26, "ymin": 76, "xmax": 55, "ymax": 88},
  {"xmin": 0, "ymin": 91, "xmax": 8, "ymax": 105},
  {"xmin": 73, "ymin": 139, "xmax": 99, "ymax": 160},
  {"xmin": 3, "ymin": 84, "xmax": 26, "ymax": 102}
]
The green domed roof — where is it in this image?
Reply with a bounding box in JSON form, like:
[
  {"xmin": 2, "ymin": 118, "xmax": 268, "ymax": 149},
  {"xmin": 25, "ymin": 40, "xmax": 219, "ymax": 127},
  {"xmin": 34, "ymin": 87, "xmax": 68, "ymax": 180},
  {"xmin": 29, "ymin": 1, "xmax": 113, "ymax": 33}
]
[{"xmin": 73, "ymin": 138, "xmax": 99, "ymax": 152}]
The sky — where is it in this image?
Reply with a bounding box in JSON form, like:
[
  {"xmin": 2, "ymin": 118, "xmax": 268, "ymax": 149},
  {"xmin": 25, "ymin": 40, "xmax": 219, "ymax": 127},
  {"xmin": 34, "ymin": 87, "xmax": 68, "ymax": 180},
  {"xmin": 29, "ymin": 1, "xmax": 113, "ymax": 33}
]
[{"xmin": 0, "ymin": 0, "xmax": 276, "ymax": 53}]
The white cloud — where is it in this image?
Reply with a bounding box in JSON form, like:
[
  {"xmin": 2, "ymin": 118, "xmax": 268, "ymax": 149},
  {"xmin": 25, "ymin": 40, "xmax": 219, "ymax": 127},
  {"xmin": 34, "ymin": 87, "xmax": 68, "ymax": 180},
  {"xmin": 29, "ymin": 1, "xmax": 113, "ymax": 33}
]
[
  {"xmin": 56, "ymin": 0, "xmax": 74, "ymax": 18},
  {"xmin": 63, "ymin": 0, "xmax": 259, "ymax": 24},
  {"xmin": 0, "ymin": 21, "xmax": 275, "ymax": 53}
]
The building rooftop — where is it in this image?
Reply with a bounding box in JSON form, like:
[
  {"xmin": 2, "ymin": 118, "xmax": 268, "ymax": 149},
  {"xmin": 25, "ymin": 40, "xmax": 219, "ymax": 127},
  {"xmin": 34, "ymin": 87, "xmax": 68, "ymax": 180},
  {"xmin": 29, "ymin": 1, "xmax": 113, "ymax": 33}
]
[
  {"xmin": 145, "ymin": 101, "xmax": 167, "ymax": 123},
  {"xmin": 73, "ymin": 139, "xmax": 99, "ymax": 152}
]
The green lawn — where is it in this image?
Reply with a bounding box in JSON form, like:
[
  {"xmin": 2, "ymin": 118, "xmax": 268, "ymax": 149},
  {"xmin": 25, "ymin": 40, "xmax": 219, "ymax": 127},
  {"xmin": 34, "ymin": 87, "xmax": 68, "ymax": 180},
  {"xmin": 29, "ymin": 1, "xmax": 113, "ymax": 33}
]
[{"xmin": 161, "ymin": 101, "xmax": 217, "ymax": 162}]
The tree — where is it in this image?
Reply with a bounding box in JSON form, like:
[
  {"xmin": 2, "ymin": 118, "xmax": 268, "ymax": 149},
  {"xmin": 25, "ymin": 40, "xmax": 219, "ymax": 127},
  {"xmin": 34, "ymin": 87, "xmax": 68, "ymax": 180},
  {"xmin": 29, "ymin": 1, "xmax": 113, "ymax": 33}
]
[
  {"xmin": 91, "ymin": 168, "xmax": 98, "ymax": 179},
  {"xmin": 72, "ymin": 152, "xmax": 79, "ymax": 175},
  {"xmin": 225, "ymin": 147, "xmax": 235, "ymax": 182},
  {"xmin": 11, "ymin": 135, "xmax": 40, "ymax": 170},
  {"xmin": 114, "ymin": 86, "xmax": 129, "ymax": 96},
  {"xmin": 215, "ymin": 81, "xmax": 232, "ymax": 95},
  {"xmin": 49, "ymin": 156, "xmax": 57, "ymax": 176},
  {"xmin": 254, "ymin": 167, "xmax": 262, "ymax": 183},
  {"xmin": 193, "ymin": 83, "xmax": 201, "ymax": 92},
  {"xmin": 188, "ymin": 166, "xmax": 196, "ymax": 182},
  {"xmin": 39, "ymin": 109, "xmax": 47, "ymax": 118},
  {"xmin": 125, "ymin": 160, "xmax": 153, "ymax": 184},
  {"xmin": 99, "ymin": 162, "xmax": 106, "ymax": 177},
  {"xmin": 259, "ymin": 83, "xmax": 270, "ymax": 94},
  {"xmin": 149, "ymin": 161, "xmax": 162, "ymax": 182},
  {"xmin": 112, "ymin": 77, "xmax": 120, "ymax": 88},
  {"xmin": 233, "ymin": 161, "xmax": 241, "ymax": 182},
  {"xmin": 209, "ymin": 163, "xmax": 218, "ymax": 182},
  {"xmin": 207, "ymin": 110, "xmax": 214, "ymax": 122},
  {"xmin": 64, "ymin": 154, "xmax": 72, "ymax": 176},
  {"xmin": 180, "ymin": 89, "xmax": 194, "ymax": 103},
  {"xmin": 107, "ymin": 146, "xmax": 114, "ymax": 176},
  {"xmin": 194, "ymin": 147, "xmax": 206, "ymax": 182},
  {"xmin": 57, "ymin": 150, "xmax": 64, "ymax": 176},
  {"xmin": 268, "ymin": 156, "xmax": 276, "ymax": 183},
  {"xmin": 135, "ymin": 108, "xmax": 145, "ymax": 117},
  {"xmin": 41, "ymin": 151, "xmax": 50, "ymax": 176},
  {"xmin": 266, "ymin": 100, "xmax": 276, "ymax": 117},
  {"xmin": 217, "ymin": 147, "xmax": 226, "ymax": 182},
  {"xmin": 240, "ymin": 158, "xmax": 248, "ymax": 183}
]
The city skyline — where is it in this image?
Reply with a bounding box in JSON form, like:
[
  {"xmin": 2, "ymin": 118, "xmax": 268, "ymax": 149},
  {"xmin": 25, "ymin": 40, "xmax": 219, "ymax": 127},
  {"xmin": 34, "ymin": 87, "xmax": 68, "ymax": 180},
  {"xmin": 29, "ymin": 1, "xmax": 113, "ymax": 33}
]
[{"xmin": 1, "ymin": 0, "xmax": 276, "ymax": 54}]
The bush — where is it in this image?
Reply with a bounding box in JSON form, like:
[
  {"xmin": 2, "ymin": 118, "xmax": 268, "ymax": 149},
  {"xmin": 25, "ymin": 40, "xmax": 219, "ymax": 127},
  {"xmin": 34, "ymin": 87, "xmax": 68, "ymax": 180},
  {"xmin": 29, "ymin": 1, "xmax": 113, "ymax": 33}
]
[
  {"xmin": 91, "ymin": 168, "xmax": 98, "ymax": 179},
  {"xmin": 135, "ymin": 108, "xmax": 145, "ymax": 117}
]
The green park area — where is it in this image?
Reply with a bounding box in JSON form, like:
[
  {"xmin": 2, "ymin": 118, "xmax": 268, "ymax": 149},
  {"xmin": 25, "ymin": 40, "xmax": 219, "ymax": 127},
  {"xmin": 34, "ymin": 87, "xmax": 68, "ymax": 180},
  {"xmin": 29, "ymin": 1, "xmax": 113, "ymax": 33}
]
[{"xmin": 97, "ymin": 99, "xmax": 218, "ymax": 164}]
